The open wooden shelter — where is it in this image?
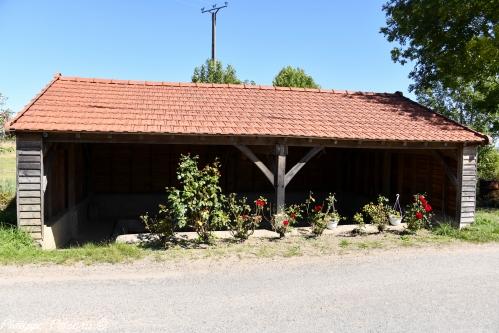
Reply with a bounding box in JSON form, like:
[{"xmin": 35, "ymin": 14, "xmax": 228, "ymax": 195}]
[{"xmin": 7, "ymin": 74, "xmax": 488, "ymax": 248}]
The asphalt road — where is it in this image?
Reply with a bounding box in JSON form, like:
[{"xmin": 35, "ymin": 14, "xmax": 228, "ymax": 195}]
[{"xmin": 1, "ymin": 245, "xmax": 498, "ymax": 333}]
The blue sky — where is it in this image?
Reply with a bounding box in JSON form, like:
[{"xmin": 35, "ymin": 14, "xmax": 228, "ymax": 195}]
[{"xmin": 0, "ymin": 0, "xmax": 415, "ymax": 113}]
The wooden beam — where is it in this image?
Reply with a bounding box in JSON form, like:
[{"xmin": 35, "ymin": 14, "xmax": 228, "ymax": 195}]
[
  {"xmin": 38, "ymin": 132, "xmax": 462, "ymax": 150},
  {"xmin": 234, "ymin": 144, "xmax": 274, "ymax": 185},
  {"xmin": 284, "ymin": 146, "xmax": 323, "ymax": 187},
  {"xmin": 275, "ymin": 144, "xmax": 287, "ymax": 212},
  {"xmin": 432, "ymin": 150, "xmax": 458, "ymax": 187}
]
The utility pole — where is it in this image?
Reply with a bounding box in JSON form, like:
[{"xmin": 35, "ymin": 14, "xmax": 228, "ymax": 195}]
[{"xmin": 201, "ymin": 2, "xmax": 228, "ymax": 62}]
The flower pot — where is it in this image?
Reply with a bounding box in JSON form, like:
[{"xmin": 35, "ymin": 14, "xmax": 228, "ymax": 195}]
[
  {"xmin": 326, "ymin": 219, "xmax": 339, "ymax": 230},
  {"xmin": 389, "ymin": 214, "xmax": 402, "ymax": 226}
]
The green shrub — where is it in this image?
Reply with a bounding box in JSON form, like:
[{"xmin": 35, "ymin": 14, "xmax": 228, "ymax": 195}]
[
  {"xmin": 145, "ymin": 155, "xmax": 228, "ymax": 243},
  {"xmin": 226, "ymin": 194, "xmax": 265, "ymax": 240},
  {"xmin": 404, "ymin": 194, "xmax": 434, "ymax": 232},
  {"xmin": 478, "ymin": 146, "xmax": 499, "ymax": 181},
  {"xmin": 362, "ymin": 196, "xmax": 390, "ymax": 232}
]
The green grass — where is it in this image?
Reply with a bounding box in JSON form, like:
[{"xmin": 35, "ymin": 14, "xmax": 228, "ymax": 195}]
[
  {"xmin": 0, "ymin": 140, "xmax": 16, "ymax": 225},
  {"xmin": 0, "ymin": 224, "xmax": 147, "ymax": 265},
  {"xmin": 432, "ymin": 209, "xmax": 499, "ymax": 242}
]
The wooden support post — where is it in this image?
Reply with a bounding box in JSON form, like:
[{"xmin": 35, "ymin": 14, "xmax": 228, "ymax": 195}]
[{"xmin": 275, "ymin": 144, "xmax": 287, "ymax": 213}]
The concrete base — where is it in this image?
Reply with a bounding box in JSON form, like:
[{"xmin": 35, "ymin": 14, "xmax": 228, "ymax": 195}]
[
  {"xmin": 42, "ymin": 201, "xmax": 88, "ymax": 250},
  {"xmin": 116, "ymin": 223, "xmax": 408, "ymax": 244}
]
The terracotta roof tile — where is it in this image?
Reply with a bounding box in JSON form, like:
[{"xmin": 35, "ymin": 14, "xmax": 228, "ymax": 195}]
[{"xmin": 7, "ymin": 75, "xmax": 488, "ymax": 143}]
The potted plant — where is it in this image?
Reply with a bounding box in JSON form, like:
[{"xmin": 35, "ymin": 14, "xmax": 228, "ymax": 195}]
[
  {"xmin": 305, "ymin": 192, "xmax": 342, "ymax": 235},
  {"xmin": 388, "ymin": 209, "xmax": 402, "ymax": 226}
]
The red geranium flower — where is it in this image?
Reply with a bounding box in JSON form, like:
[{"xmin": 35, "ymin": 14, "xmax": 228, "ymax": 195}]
[
  {"xmin": 283, "ymin": 220, "xmax": 289, "ymax": 226},
  {"xmin": 419, "ymin": 195, "xmax": 427, "ymax": 205},
  {"xmin": 314, "ymin": 205, "xmax": 323, "ymax": 212},
  {"xmin": 424, "ymin": 204, "xmax": 432, "ymax": 213},
  {"xmin": 415, "ymin": 211, "xmax": 423, "ymax": 220},
  {"xmin": 255, "ymin": 199, "xmax": 265, "ymax": 207}
]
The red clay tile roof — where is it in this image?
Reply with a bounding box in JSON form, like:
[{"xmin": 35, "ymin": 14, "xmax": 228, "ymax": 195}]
[{"xmin": 8, "ymin": 74, "xmax": 487, "ymax": 143}]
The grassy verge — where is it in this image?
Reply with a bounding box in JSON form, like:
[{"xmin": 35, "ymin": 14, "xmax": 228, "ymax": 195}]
[
  {"xmin": 0, "ymin": 223, "xmax": 147, "ymax": 265},
  {"xmin": 0, "ymin": 209, "xmax": 497, "ymax": 265},
  {"xmin": 0, "ymin": 140, "xmax": 16, "ymax": 225},
  {"xmin": 432, "ymin": 209, "xmax": 499, "ymax": 242}
]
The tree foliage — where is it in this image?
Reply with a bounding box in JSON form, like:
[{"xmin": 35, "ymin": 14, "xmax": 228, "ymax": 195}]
[
  {"xmin": 0, "ymin": 93, "xmax": 13, "ymax": 137},
  {"xmin": 381, "ymin": 0, "xmax": 499, "ymax": 180},
  {"xmin": 381, "ymin": 0, "xmax": 498, "ymax": 135},
  {"xmin": 272, "ymin": 66, "xmax": 320, "ymax": 89},
  {"xmin": 192, "ymin": 59, "xmax": 241, "ymax": 84}
]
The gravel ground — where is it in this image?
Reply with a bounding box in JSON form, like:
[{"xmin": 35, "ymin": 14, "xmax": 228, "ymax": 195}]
[{"xmin": 0, "ymin": 244, "xmax": 498, "ymax": 333}]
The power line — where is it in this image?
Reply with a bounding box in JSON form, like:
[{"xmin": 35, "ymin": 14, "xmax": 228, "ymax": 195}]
[{"xmin": 201, "ymin": 2, "xmax": 228, "ymax": 61}]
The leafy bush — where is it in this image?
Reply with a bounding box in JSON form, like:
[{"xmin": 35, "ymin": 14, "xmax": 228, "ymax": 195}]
[
  {"xmin": 404, "ymin": 194, "xmax": 433, "ymax": 232},
  {"xmin": 141, "ymin": 204, "xmax": 176, "ymax": 245},
  {"xmin": 362, "ymin": 196, "xmax": 390, "ymax": 232},
  {"xmin": 478, "ymin": 146, "xmax": 499, "ymax": 181},
  {"xmin": 352, "ymin": 212, "xmax": 366, "ymax": 235},
  {"xmin": 144, "ymin": 155, "xmax": 228, "ymax": 243},
  {"xmin": 226, "ymin": 194, "xmax": 266, "ymax": 240}
]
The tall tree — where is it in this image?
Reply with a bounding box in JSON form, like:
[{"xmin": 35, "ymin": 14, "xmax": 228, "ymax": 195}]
[
  {"xmin": 192, "ymin": 59, "xmax": 241, "ymax": 84},
  {"xmin": 381, "ymin": 0, "xmax": 498, "ymax": 137},
  {"xmin": 273, "ymin": 66, "xmax": 320, "ymax": 89}
]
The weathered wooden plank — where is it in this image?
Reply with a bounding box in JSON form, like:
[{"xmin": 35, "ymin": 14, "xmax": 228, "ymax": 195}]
[
  {"xmin": 462, "ymin": 175, "xmax": 477, "ymax": 182},
  {"xmin": 18, "ymin": 183, "xmax": 41, "ymax": 190},
  {"xmin": 19, "ymin": 204, "xmax": 41, "ymax": 212},
  {"xmin": 461, "ymin": 201, "xmax": 476, "ymax": 208},
  {"xmin": 461, "ymin": 212, "xmax": 475, "ymax": 218},
  {"xmin": 18, "ymin": 190, "xmax": 41, "ymax": 198},
  {"xmin": 18, "ymin": 155, "xmax": 41, "ymax": 163},
  {"xmin": 461, "ymin": 180, "xmax": 477, "ymax": 187},
  {"xmin": 18, "ymin": 162, "xmax": 41, "ymax": 170},
  {"xmin": 18, "ymin": 150, "xmax": 41, "ymax": 156},
  {"xmin": 18, "ymin": 169, "xmax": 41, "ymax": 176},
  {"xmin": 19, "ymin": 218, "xmax": 42, "ymax": 226},
  {"xmin": 462, "ymin": 169, "xmax": 477, "ymax": 176},
  {"xmin": 18, "ymin": 177, "xmax": 41, "ymax": 184},
  {"xmin": 461, "ymin": 206, "xmax": 476, "ymax": 213},
  {"xmin": 17, "ymin": 142, "xmax": 42, "ymax": 150},
  {"xmin": 18, "ymin": 197, "xmax": 41, "ymax": 205},
  {"xmin": 19, "ymin": 211, "xmax": 41, "ymax": 219},
  {"xmin": 20, "ymin": 226, "xmax": 42, "ymax": 233}
]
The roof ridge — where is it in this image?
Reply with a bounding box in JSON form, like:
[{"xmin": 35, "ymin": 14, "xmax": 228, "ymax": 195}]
[{"xmin": 58, "ymin": 75, "xmax": 397, "ymax": 97}]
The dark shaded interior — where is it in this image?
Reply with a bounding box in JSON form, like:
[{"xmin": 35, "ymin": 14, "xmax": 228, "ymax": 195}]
[{"xmin": 43, "ymin": 142, "xmax": 458, "ymax": 242}]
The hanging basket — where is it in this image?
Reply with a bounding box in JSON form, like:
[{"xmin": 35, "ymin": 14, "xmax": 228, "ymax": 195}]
[{"xmin": 389, "ymin": 194, "xmax": 403, "ymax": 226}]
